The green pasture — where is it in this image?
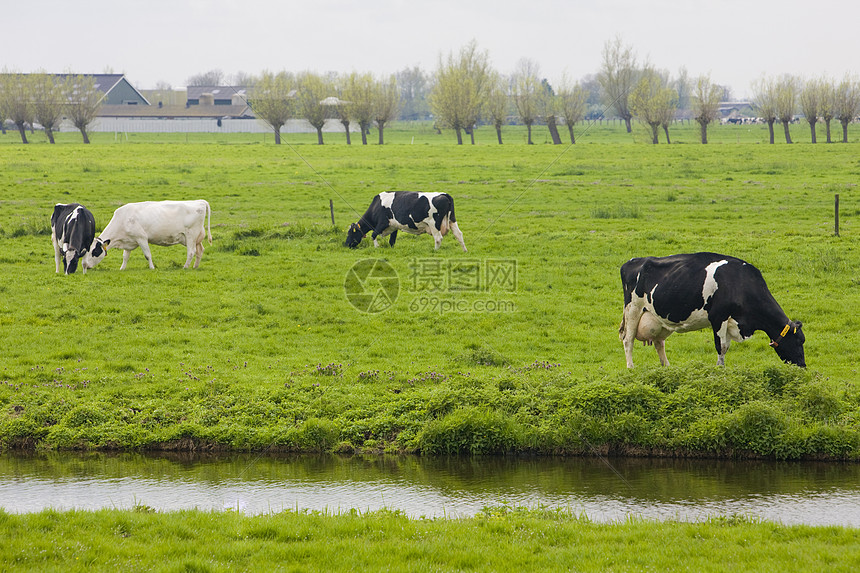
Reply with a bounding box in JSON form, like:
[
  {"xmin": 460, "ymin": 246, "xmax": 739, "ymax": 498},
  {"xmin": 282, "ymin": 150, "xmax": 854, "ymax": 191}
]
[
  {"xmin": 2, "ymin": 506, "xmax": 859, "ymax": 572},
  {"xmin": 0, "ymin": 124, "xmax": 858, "ymax": 456}
]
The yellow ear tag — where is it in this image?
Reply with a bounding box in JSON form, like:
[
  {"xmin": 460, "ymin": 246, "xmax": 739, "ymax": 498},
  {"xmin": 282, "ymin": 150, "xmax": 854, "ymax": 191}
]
[{"xmin": 779, "ymin": 324, "xmax": 790, "ymax": 338}]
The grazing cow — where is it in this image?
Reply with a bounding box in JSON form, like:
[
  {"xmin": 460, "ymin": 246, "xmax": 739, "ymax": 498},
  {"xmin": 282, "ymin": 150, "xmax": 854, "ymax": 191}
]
[
  {"xmin": 619, "ymin": 252, "xmax": 805, "ymax": 368},
  {"xmin": 51, "ymin": 203, "xmax": 106, "ymax": 275},
  {"xmin": 344, "ymin": 191, "xmax": 466, "ymax": 251},
  {"xmin": 96, "ymin": 200, "xmax": 212, "ymax": 270}
]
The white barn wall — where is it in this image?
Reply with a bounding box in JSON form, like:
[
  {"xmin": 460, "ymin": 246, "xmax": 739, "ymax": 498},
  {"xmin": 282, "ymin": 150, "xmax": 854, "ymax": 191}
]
[{"xmin": 73, "ymin": 118, "xmax": 357, "ymax": 134}]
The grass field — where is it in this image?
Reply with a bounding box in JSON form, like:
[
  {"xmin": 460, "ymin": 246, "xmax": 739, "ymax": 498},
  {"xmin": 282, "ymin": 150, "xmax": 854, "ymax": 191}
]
[
  {"xmin": 0, "ymin": 122, "xmax": 858, "ymax": 456},
  {"xmin": 2, "ymin": 506, "xmax": 860, "ymax": 572}
]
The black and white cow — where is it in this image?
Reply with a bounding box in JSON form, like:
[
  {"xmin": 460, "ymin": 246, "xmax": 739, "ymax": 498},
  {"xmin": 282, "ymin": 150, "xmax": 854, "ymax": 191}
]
[
  {"xmin": 50, "ymin": 203, "xmax": 106, "ymax": 275},
  {"xmin": 619, "ymin": 252, "xmax": 805, "ymax": 368},
  {"xmin": 344, "ymin": 191, "xmax": 466, "ymax": 251}
]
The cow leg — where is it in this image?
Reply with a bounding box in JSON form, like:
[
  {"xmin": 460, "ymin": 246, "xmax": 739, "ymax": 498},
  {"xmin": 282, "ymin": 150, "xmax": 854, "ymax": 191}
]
[
  {"xmin": 120, "ymin": 250, "xmax": 132, "ymax": 270},
  {"xmin": 450, "ymin": 222, "xmax": 467, "ymax": 252},
  {"xmin": 138, "ymin": 241, "xmax": 155, "ymax": 269},
  {"xmin": 713, "ymin": 331, "xmax": 729, "ymax": 366},
  {"xmin": 389, "ymin": 231, "xmax": 398, "ymax": 247},
  {"xmin": 52, "ymin": 234, "xmax": 63, "ymax": 273},
  {"xmin": 428, "ymin": 227, "xmax": 443, "ymax": 250},
  {"xmin": 654, "ymin": 339, "xmax": 670, "ymax": 366},
  {"xmin": 620, "ymin": 303, "xmax": 644, "ymax": 368},
  {"xmin": 183, "ymin": 240, "xmax": 196, "ymax": 269},
  {"xmin": 193, "ymin": 240, "xmax": 204, "ymax": 268}
]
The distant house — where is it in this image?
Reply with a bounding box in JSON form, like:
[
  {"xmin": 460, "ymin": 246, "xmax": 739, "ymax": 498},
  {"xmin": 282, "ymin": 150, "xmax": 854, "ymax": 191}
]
[
  {"xmin": 186, "ymin": 86, "xmax": 250, "ymax": 106},
  {"xmin": 56, "ymin": 73, "xmax": 150, "ymax": 105}
]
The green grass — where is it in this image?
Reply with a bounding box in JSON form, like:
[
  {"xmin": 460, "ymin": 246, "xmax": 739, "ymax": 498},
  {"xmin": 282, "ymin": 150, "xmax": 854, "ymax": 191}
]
[
  {"xmin": 0, "ymin": 125, "xmax": 858, "ymax": 457},
  {"xmin": 1, "ymin": 506, "xmax": 859, "ymax": 572}
]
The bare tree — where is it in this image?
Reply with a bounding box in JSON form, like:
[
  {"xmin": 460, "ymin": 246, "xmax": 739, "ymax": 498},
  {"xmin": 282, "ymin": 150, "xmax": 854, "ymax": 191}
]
[
  {"xmin": 539, "ymin": 79, "xmax": 562, "ymax": 144},
  {"xmin": 251, "ymin": 71, "xmax": 295, "ymax": 144},
  {"xmin": 630, "ymin": 68, "xmax": 675, "ymax": 144},
  {"xmin": 230, "ymin": 71, "xmax": 258, "ymax": 87},
  {"xmin": 674, "ymin": 66, "xmax": 692, "ymax": 116},
  {"xmin": 373, "ymin": 75, "xmax": 399, "ymax": 145},
  {"xmin": 343, "ymin": 72, "xmax": 375, "ymax": 145},
  {"xmin": 331, "ymin": 74, "xmax": 353, "ymax": 144},
  {"xmin": 775, "ymin": 75, "xmax": 797, "ymax": 144},
  {"xmin": 658, "ymin": 90, "xmax": 678, "ymax": 144},
  {"xmin": 296, "ymin": 72, "xmax": 331, "ymax": 145},
  {"xmin": 0, "ymin": 73, "xmax": 34, "ymax": 143},
  {"xmin": 799, "ymin": 78, "xmax": 822, "ymax": 143},
  {"xmin": 32, "ymin": 73, "xmax": 65, "ymax": 144},
  {"xmin": 835, "ymin": 74, "xmax": 860, "ymax": 143},
  {"xmin": 485, "ymin": 71, "xmax": 509, "ymax": 144},
  {"xmin": 557, "ymin": 75, "xmax": 587, "ymax": 144},
  {"xmin": 63, "ymin": 74, "xmax": 102, "ymax": 144},
  {"xmin": 598, "ymin": 36, "xmax": 638, "ymax": 132},
  {"xmin": 396, "ymin": 66, "xmax": 429, "ymax": 120},
  {"xmin": 752, "ymin": 76, "xmax": 779, "ymax": 144},
  {"xmin": 429, "ymin": 40, "xmax": 491, "ymax": 145},
  {"xmin": 513, "ymin": 58, "xmax": 541, "ymax": 144},
  {"xmin": 692, "ymin": 75, "xmax": 723, "ymax": 144},
  {"xmin": 187, "ymin": 70, "xmax": 225, "ymax": 86},
  {"xmin": 819, "ymin": 78, "xmax": 836, "ymax": 143}
]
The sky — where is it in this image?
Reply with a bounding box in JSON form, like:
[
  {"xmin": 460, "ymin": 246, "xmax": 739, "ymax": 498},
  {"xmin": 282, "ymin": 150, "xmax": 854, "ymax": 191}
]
[{"xmin": 5, "ymin": 0, "xmax": 859, "ymax": 99}]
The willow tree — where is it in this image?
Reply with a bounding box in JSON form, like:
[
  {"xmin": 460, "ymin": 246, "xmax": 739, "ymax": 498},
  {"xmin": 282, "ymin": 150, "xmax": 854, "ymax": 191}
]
[
  {"xmin": 630, "ymin": 69, "xmax": 676, "ymax": 144},
  {"xmin": 0, "ymin": 73, "xmax": 35, "ymax": 143},
  {"xmin": 799, "ymin": 78, "xmax": 822, "ymax": 143},
  {"xmin": 692, "ymin": 75, "xmax": 723, "ymax": 144},
  {"xmin": 752, "ymin": 77, "xmax": 778, "ymax": 144},
  {"xmin": 835, "ymin": 75, "xmax": 860, "ymax": 143},
  {"xmin": 331, "ymin": 74, "xmax": 353, "ymax": 144},
  {"xmin": 430, "ymin": 40, "xmax": 490, "ymax": 145},
  {"xmin": 512, "ymin": 58, "xmax": 541, "ymax": 144},
  {"xmin": 251, "ymin": 71, "xmax": 295, "ymax": 144},
  {"xmin": 32, "ymin": 73, "xmax": 65, "ymax": 144},
  {"xmin": 373, "ymin": 75, "xmax": 399, "ymax": 145},
  {"xmin": 296, "ymin": 71, "xmax": 331, "ymax": 145},
  {"xmin": 557, "ymin": 76, "xmax": 587, "ymax": 144},
  {"xmin": 343, "ymin": 72, "xmax": 375, "ymax": 145},
  {"xmin": 598, "ymin": 36, "xmax": 637, "ymax": 132},
  {"xmin": 775, "ymin": 75, "xmax": 797, "ymax": 144},
  {"xmin": 62, "ymin": 74, "xmax": 103, "ymax": 144},
  {"xmin": 485, "ymin": 71, "xmax": 509, "ymax": 144},
  {"xmin": 819, "ymin": 78, "xmax": 836, "ymax": 143}
]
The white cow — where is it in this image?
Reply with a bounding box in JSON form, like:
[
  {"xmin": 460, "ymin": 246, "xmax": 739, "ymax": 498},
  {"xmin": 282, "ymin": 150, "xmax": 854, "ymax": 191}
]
[{"xmin": 95, "ymin": 200, "xmax": 212, "ymax": 270}]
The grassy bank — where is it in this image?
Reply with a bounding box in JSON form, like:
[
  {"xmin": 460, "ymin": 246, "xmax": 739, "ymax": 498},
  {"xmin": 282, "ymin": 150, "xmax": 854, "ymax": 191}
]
[
  {"xmin": 1, "ymin": 506, "xmax": 858, "ymax": 572},
  {"xmin": 0, "ymin": 130, "xmax": 858, "ymax": 457}
]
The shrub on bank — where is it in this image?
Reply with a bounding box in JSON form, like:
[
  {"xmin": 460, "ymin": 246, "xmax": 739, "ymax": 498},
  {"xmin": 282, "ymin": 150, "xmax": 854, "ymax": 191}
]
[{"xmin": 2, "ymin": 363, "xmax": 858, "ymax": 460}]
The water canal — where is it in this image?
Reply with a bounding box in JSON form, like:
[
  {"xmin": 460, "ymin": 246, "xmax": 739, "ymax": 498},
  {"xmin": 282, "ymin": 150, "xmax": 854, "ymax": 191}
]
[{"xmin": 2, "ymin": 453, "xmax": 858, "ymax": 526}]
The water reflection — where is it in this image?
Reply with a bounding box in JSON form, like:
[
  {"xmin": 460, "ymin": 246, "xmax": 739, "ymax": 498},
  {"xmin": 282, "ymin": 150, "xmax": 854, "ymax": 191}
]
[{"xmin": 1, "ymin": 452, "xmax": 859, "ymax": 525}]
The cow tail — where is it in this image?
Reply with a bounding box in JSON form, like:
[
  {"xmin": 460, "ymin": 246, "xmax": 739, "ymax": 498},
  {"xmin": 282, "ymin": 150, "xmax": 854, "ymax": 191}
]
[
  {"xmin": 447, "ymin": 194, "xmax": 457, "ymax": 223},
  {"xmin": 619, "ymin": 314, "xmax": 626, "ymax": 341},
  {"xmin": 206, "ymin": 200, "xmax": 212, "ymax": 244}
]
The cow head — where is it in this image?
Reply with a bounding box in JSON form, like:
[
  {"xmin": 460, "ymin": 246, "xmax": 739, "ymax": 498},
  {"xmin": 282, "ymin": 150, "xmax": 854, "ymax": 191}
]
[
  {"xmin": 344, "ymin": 223, "xmax": 366, "ymax": 248},
  {"xmin": 63, "ymin": 247, "xmax": 83, "ymax": 274},
  {"xmin": 771, "ymin": 320, "xmax": 806, "ymax": 368},
  {"xmin": 81, "ymin": 238, "xmax": 110, "ymax": 271}
]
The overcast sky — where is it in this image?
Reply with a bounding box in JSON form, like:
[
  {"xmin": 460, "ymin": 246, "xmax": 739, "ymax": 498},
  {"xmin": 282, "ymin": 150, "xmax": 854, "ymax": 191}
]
[{"xmin": 5, "ymin": 0, "xmax": 859, "ymax": 99}]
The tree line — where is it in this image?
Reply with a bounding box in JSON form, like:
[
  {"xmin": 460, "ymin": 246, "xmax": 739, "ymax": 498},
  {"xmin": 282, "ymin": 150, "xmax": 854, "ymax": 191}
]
[
  {"xmin": 0, "ymin": 72, "xmax": 103, "ymax": 143},
  {"xmin": 4, "ymin": 38, "xmax": 860, "ymax": 145},
  {"xmin": 185, "ymin": 38, "xmax": 860, "ymax": 146}
]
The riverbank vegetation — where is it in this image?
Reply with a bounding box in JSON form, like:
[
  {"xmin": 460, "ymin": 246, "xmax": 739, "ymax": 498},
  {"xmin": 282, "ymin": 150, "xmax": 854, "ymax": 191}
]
[
  {"xmin": 1, "ymin": 506, "xmax": 858, "ymax": 572},
  {"xmin": 1, "ymin": 125, "xmax": 858, "ymax": 458}
]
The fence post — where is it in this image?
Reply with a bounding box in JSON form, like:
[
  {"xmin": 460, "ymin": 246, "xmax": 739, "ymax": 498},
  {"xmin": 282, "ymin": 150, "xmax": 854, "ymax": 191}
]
[
  {"xmin": 330, "ymin": 199, "xmax": 335, "ymax": 226},
  {"xmin": 835, "ymin": 194, "xmax": 840, "ymax": 237}
]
